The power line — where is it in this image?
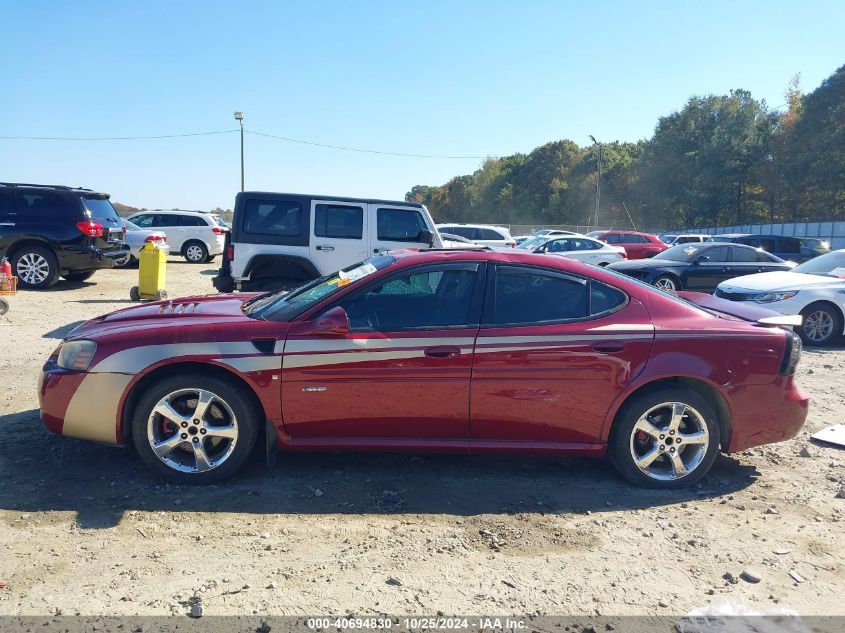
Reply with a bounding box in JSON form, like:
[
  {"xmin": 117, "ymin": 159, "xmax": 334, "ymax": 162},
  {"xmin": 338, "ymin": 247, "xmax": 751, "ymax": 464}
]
[
  {"xmin": 246, "ymin": 130, "xmax": 487, "ymax": 159},
  {"xmin": 0, "ymin": 130, "xmax": 238, "ymax": 141},
  {"xmin": 0, "ymin": 127, "xmax": 489, "ymax": 159}
]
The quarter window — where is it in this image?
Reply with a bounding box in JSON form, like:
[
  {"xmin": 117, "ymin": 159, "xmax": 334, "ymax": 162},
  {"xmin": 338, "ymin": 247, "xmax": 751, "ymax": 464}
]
[
  {"xmin": 377, "ymin": 208, "xmax": 427, "ymax": 242},
  {"xmin": 243, "ymin": 199, "xmax": 303, "ymax": 236},
  {"xmin": 17, "ymin": 190, "xmax": 74, "ymax": 218},
  {"xmin": 314, "ymin": 204, "xmax": 363, "ymax": 239},
  {"xmin": 479, "ymin": 228, "xmax": 506, "ymax": 240},
  {"xmin": 340, "ymin": 266, "xmax": 479, "ymax": 331}
]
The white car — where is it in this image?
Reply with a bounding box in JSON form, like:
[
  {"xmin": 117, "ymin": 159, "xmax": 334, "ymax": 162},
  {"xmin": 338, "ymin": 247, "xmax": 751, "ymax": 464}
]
[
  {"xmin": 715, "ymin": 249, "xmax": 845, "ymax": 346},
  {"xmin": 126, "ymin": 210, "xmax": 228, "ymax": 263},
  {"xmin": 661, "ymin": 234, "xmax": 710, "ymax": 245},
  {"xmin": 114, "ymin": 220, "xmax": 171, "ymax": 267},
  {"xmin": 438, "ymin": 232, "xmax": 485, "ymax": 249},
  {"xmin": 513, "ymin": 229, "xmax": 577, "ymax": 244},
  {"xmin": 436, "ymin": 223, "xmax": 516, "ymax": 247},
  {"xmin": 516, "ymin": 234, "xmax": 627, "ymax": 266}
]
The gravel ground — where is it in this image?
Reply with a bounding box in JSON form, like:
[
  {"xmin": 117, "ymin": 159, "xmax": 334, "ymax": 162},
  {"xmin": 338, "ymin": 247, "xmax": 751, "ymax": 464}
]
[{"xmin": 0, "ymin": 261, "xmax": 843, "ymax": 618}]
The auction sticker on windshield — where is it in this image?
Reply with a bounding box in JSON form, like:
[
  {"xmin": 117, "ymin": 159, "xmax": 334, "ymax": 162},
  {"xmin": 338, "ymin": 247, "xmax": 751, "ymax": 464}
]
[{"xmin": 338, "ymin": 262, "xmax": 378, "ymax": 287}]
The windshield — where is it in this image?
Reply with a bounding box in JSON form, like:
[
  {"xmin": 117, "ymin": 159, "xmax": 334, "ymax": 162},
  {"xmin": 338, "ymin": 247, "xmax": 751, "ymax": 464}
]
[
  {"xmin": 793, "ymin": 251, "xmax": 845, "ymax": 276},
  {"xmin": 652, "ymin": 243, "xmax": 710, "ymax": 261},
  {"xmin": 516, "ymin": 236, "xmax": 548, "ymax": 250},
  {"xmin": 533, "ymin": 229, "xmax": 552, "ymax": 236},
  {"xmin": 83, "ymin": 197, "xmax": 121, "ymax": 223},
  {"xmin": 245, "ymin": 255, "xmax": 396, "ymax": 321},
  {"xmin": 661, "ymin": 235, "xmax": 677, "ymax": 244}
]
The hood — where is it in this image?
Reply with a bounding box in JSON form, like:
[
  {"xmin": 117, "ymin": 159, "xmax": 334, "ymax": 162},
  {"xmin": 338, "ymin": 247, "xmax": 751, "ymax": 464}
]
[
  {"xmin": 608, "ymin": 258, "xmax": 685, "ymax": 271},
  {"xmin": 717, "ymin": 271, "xmax": 845, "ymax": 293},
  {"xmin": 68, "ymin": 294, "xmax": 260, "ymax": 340}
]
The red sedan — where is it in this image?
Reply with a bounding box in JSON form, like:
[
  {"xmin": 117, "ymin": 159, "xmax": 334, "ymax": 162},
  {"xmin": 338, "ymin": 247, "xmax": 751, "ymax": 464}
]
[
  {"xmin": 586, "ymin": 230, "xmax": 668, "ymax": 259},
  {"xmin": 39, "ymin": 249, "xmax": 808, "ymax": 488}
]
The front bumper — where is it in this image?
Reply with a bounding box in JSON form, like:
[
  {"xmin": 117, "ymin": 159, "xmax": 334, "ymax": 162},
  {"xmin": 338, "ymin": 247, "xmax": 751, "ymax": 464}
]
[{"xmin": 39, "ymin": 366, "xmax": 132, "ymax": 445}]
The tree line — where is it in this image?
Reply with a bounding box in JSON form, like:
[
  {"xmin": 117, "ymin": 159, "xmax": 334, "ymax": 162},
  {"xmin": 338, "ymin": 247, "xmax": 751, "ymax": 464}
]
[{"xmin": 406, "ymin": 64, "xmax": 845, "ymax": 231}]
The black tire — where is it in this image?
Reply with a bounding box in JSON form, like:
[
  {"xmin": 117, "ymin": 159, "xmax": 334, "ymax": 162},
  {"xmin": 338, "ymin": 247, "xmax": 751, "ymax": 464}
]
[
  {"xmin": 183, "ymin": 241, "xmax": 208, "ymax": 264},
  {"xmin": 0, "ymin": 298, "xmax": 8, "ymax": 316},
  {"xmin": 608, "ymin": 387, "xmax": 720, "ymax": 489},
  {"xmin": 129, "ymin": 286, "xmax": 141, "ymax": 301},
  {"xmin": 652, "ymin": 275, "xmax": 680, "ymax": 292},
  {"xmin": 62, "ymin": 270, "xmax": 96, "ymax": 282},
  {"xmin": 798, "ymin": 302, "xmax": 842, "ymax": 347},
  {"xmin": 205, "ymin": 254, "xmax": 216, "ymax": 263},
  {"xmin": 11, "ymin": 245, "xmax": 59, "ymax": 289},
  {"xmin": 132, "ymin": 372, "xmax": 262, "ymax": 484}
]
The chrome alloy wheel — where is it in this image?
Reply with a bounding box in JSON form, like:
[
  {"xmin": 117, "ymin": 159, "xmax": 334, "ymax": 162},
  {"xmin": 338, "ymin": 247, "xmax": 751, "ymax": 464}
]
[
  {"xmin": 803, "ymin": 310, "xmax": 835, "ymax": 343},
  {"xmin": 185, "ymin": 244, "xmax": 205, "ymax": 262},
  {"xmin": 654, "ymin": 277, "xmax": 677, "ymax": 292},
  {"xmin": 629, "ymin": 402, "xmax": 709, "ymax": 481},
  {"xmin": 17, "ymin": 252, "xmax": 50, "ymax": 285},
  {"xmin": 146, "ymin": 388, "xmax": 239, "ymax": 473}
]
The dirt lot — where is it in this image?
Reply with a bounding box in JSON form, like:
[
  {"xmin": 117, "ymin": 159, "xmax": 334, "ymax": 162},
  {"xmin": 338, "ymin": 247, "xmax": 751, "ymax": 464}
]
[{"xmin": 0, "ymin": 261, "xmax": 843, "ymax": 618}]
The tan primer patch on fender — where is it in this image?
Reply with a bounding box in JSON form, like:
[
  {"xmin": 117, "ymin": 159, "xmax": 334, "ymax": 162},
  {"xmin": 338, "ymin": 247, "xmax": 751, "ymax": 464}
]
[{"xmin": 63, "ymin": 373, "xmax": 134, "ymax": 444}]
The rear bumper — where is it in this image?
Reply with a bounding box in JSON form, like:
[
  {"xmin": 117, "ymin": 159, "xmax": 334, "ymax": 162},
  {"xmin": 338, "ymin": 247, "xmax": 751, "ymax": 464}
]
[
  {"xmin": 59, "ymin": 244, "xmax": 129, "ymax": 271},
  {"xmin": 726, "ymin": 378, "xmax": 809, "ymax": 452}
]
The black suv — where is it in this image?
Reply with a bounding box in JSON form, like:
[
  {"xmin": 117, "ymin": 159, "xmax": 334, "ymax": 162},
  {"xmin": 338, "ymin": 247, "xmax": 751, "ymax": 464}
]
[{"xmin": 0, "ymin": 183, "xmax": 129, "ymax": 289}]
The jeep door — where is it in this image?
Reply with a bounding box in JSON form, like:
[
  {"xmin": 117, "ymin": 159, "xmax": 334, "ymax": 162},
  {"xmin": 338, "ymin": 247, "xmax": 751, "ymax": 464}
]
[
  {"xmin": 281, "ymin": 261, "xmax": 484, "ymax": 440},
  {"xmin": 370, "ymin": 205, "xmax": 434, "ymax": 255},
  {"xmin": 308, "ymin": 200, "xmax": 369, "ymax": 274}
]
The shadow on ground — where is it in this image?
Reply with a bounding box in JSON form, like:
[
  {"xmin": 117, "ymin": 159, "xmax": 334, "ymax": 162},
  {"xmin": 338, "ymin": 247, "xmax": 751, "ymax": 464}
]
[{"xmin": 0, "ymin": 409, "xmax": 759, "ymax": 529}]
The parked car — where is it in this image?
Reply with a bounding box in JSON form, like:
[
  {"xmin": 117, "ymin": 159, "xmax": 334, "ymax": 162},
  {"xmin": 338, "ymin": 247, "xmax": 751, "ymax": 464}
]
[
  {"xmin": 706, "ymin": 234, "xmax": 818, "ymax": 263},
  {"xmin": 0, "ymin": 182, "xmax": 128, "ymax": 289},
  {"xmin": 513, "ymin": 229, "xmax": 577, "ymax": 245},
  {"xmin": 661, "ymin": 234, "xmax": 709, "ymax": 245},
  {"xmin": 126, "ymin": 209, "xmax": 228, "ymax": 264},
  {"xmin": 608, "ymin": 242, "xmax": 793, "ymax": 293},
  {"xmin": 799, "ymin": 238, "xmax": 831, "ymax": 259},
  {"xmin": 114, "ymin": 220, "xmax": 171, "ymax": 268},
  {"xmin": 585, "ymin": 230, "xmax": 668, "ymax": 259},
  {"xmin": 40, "ymin": 249, "xmax": 807, "ymax": 489},
  {"xmin": 439, "ymin": 232, "xmax": 485, "ymax": 249},
  {"xmin": 436, "ymin": 223, "xmax": 516, "ymax": 247},
  {"xmin": 715, "ymin": 249, "xmax": 845, "ymax": 346},
  {"xmin": 214, "ymin": 192, "xmax": 441, "ymax": 293},
  {"xmin": 516, "ymin": 234, "xmax": 626, "ymax": 266}
]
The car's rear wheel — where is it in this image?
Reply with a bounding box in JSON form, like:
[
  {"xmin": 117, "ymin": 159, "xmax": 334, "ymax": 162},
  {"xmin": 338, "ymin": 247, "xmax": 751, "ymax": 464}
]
[
  {"xmin": 653, "ymin": 275, "xmax": 679, "ymax": 292},
  {"xmin": 12, "ymin": 246, "xmax": 59, "ymax": 289},
  {"xmin": 62, "ymin": 270, "xmax": 96, "ymax": 282},
  {"xmin": 609, "ymin": 388, "xmax": 719, "ymax": 489},
  {"xmin": 114, "ymin": 252, "xmax": 133, "ymax": 268},
  {"xmin": 183, "ymin": 241, "xmax": 208, "ymax": 264},
  {"xmin": 132, "ymin": 373, "xmax": 261, "ymax": 484},
  {"xmin": 798, "ymin": 303, "xmax": 841, "ymax": 347}
]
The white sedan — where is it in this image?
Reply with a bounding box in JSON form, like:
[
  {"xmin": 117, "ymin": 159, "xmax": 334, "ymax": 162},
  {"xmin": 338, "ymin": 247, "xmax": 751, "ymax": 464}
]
[
  {"xmin": 715, "ymin": 250, "xmax": 845, "ymax": 346},
  {"xmin": 516, "ymin": 234, "xmax": 627, "ymax": 266},
  {"xmin": 115, "ymin": 220, "xmax": 171, "ymax": 267}
]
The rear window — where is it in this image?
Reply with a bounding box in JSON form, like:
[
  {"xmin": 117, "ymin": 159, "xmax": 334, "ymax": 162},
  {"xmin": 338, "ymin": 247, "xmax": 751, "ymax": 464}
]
[
  {"xmin": 83, "ymin": 197, "xmax": 120, "ymax": 222},
  {"xmin": 211, "ymin": 215, "xmax": 229, "ymax": 228},
  {"xmin": 377, "ymin": 208, "xmax": 426, "ymax": 242},
  {"xmin": 244, "ymin": 200, "xmax": 303, "ymax": 236}
]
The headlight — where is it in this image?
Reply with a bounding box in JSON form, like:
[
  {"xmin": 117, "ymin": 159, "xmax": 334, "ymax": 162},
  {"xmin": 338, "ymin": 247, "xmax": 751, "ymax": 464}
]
[
  {"xmin": 754, "ymin": 291, "xmax": 798, "ymax": 303},
  {"xmin": 56, "ymin": 340, "xmax": 98, "ymax": 371}
]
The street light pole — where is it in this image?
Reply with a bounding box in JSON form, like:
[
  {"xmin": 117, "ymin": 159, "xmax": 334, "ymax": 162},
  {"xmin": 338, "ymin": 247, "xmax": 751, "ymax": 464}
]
[
  {"xmin": 589, "ymin": 135, "xmax": 602, "ymax": 229},
  {"xmin": 234, "ymin": 111, "xmax": 244, "ymax": 192}
]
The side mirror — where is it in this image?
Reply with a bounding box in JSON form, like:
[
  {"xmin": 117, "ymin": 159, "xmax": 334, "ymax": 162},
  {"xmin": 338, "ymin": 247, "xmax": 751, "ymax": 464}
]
[
  {"xmin": 417, "ymin": 229, "xmax": 435, "ymax": 247},
  {"xmin": 292, "ymin": 306, "xmax": 350, "ymax": 337}
]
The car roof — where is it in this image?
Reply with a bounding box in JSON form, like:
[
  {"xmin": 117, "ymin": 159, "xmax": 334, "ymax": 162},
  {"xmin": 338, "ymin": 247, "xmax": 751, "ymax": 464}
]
[
  {"xmin": 709, "ymin": 233, "xmax": 751, "ymax": 238},
  {"xmin": 240, "ymin": 191, "xmax": 423, "ymax": 208},
  {"xmin": 436, "ymin": 223, "xmax": 510, "ymax": 230},
  {"xmin": 0, "ymin": 181, "xmax": 107, "ymax": 196},
  {"xmin": 594, "ymin": 229, "xmax": 653, "ymax": 235}
]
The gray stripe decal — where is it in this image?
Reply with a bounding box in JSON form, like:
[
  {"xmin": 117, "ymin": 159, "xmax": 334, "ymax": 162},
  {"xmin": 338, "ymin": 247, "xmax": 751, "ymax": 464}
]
[
  {"xmin": 215, "ymin": 356, "xmax": 282, "ymax": 373},
  {"xmin": 284, "ymin": 349, "xmax": 428, "ymax": 369},
  {"xmin": 92, "ymin": 342, "xmax": 260, "ymax": 373},
  {"xmin": 285, "ymin": 337, "xmax": 476, "ymax": 354}
]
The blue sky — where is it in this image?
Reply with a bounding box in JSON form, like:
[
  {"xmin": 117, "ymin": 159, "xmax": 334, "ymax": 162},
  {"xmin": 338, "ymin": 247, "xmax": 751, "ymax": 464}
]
[{"xmin": 1, "ymin": 0, "xmax": 842, "ymax": 209}]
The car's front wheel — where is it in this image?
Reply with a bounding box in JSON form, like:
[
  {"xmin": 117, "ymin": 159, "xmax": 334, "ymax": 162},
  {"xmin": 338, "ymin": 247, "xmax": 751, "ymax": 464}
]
[
  {"xmin": 798, "ymin": 302, "xmax": 842, "ymax": 346},
  {"xmin": 132, "ymin": 373, "xmax": 261, "ymax": 484},
  {"xmin": 609, "ymin": 388, "xmax": 719, "ymax": 489},
  {"xmin": 653, "ymin": 275, "xmax": 679, "ymax": 292},
  {"xmin": 183, "ymin": 241, "xmax": 208, "ymax": 264},
  {"xmin": 12, "ymin": 246, "xmax": 59, "ymax": 289}
]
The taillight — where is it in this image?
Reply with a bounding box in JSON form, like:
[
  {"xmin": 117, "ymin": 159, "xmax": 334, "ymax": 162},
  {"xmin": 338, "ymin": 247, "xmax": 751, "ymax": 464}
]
[
  {"xmin": 212, "ymin": 227, "xmax": 227, "ymax": 235},
  {"xmin": 144, "ymin": 235, "xmax": 166, "ymax": 243},
  {"xmin": 225, "ymin": 244, "xmax": 234, "ymax": 261},
  {"xmin": 781, "ymin": 331, "xmax": 802, "ymax": 375},
  {"xmin": 76, "ymin": 221, "xmax": 104, "ymax": 237}
]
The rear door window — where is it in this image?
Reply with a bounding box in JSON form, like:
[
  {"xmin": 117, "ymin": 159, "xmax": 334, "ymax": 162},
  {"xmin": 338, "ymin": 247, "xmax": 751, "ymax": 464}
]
[
  {"xmin": 780, "ymin": 237, "xmax": 801, "ymax": 254},
  {"xmin": 731, "ymin": 246, "xmax": 759, "ymax": 262},
  {"xmin": 314, "ymin": 204, "xmax": 363, "ymax": 239},
  {"xmin": 488, "ymin": 266, "xmax": 589, "ymax": 325},
  {"xmin": 377, "ymin": 208, "xmax": 427, "ymax": 242},
  {"xmin": 479, "ymin": 228, "xmax": 505, "ymax": 240},
  {"xmin": 759, "ymin": 238, "xmax": 777, "ymax": 252},
  {"xmin": 446, "ymin": 226, "xmax": 479, "ymax": 240},
  {"xmin": 703, "ymin": 246, "xmax": 730, "ymax": 262},
  {"xmin": 623, "ymin": 234, "xmax": 648, "ymax": 244}
]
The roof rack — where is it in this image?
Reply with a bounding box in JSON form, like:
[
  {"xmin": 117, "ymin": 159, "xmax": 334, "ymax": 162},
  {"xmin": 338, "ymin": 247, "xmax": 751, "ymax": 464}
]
[{"xmin": 0, "ymin": 182, "xmax": 94, "ymax": 192}]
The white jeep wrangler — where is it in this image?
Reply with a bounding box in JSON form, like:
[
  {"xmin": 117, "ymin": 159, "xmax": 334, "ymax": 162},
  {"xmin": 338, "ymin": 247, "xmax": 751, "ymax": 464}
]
[{"xmin": 213, "ymin": 191, "xmax": 442, "ymax": 292}]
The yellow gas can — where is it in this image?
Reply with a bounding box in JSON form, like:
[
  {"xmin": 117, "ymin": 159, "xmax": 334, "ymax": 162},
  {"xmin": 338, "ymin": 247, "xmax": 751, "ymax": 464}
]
[{"xmin": 130, "ymin": 242, "xmax": 168, "ymax": 301}]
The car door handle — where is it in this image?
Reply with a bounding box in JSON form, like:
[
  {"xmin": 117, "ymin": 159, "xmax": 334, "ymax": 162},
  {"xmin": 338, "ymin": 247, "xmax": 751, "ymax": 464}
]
[
  {"xmin": 592, "ymin": 341, "xmax": 626, "ymax": 353},
  {"xmin": 316, "ymin": 245, "xmax": 335, "ymax": 252},
  {"xmin": 425, "ymin": 345, "xmax": 461, "ymax": 358}
]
